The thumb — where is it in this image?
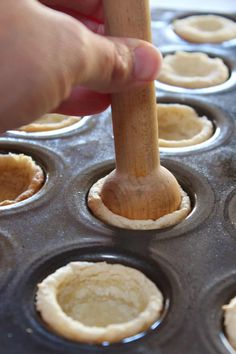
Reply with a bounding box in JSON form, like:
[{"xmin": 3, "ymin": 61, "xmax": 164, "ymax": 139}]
[
  {"xmin": 69, "ymin": 30, "xmax": 162, "ymax": 92},
  {"xmin": 52, "ymin": 13, "xmax": 162, "ymax": 93}
]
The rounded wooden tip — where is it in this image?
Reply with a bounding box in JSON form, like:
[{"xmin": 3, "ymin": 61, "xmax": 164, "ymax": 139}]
[{"xmin": 100, "ymin": 166, "xmax": 182, "ymax": 220}]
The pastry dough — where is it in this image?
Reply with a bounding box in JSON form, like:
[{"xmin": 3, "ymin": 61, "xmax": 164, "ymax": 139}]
[
  {"xmin": 173, "ymin": 15, "xmax": 236, "ymax": 43},
  {"xmin": 88, "ymin": 175, "xmax": 191, "ymax": 230},
  {"xmin": 36, "ymin": 261, "xmax": 163, "ymax": 344},
  {"xmin": 158, "ymin": 51, "xmax": 229, "ymax": 88},
  {"xmin": 0, "ymin": 153, "xmax": 44, "ymax": 206},
  {"xmin": 158, "ymin": 103, "xmax": 214, "ymax": 147},
  {"xmin": 19, "ymin": 113, "xmax": 81, "ymax": 132},
  {"xmin": 223, "ymin": 295, "xmax": 236, "ymax": 350}
]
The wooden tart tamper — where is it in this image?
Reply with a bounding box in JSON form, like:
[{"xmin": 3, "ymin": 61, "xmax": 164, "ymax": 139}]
[{"xmin": 101, "ymin": 0, "xmax": 181, "ymax": 220}]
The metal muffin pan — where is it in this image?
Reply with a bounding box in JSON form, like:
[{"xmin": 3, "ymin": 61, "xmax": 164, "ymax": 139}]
[
  {"xmin": 0, "ymin": 8, "xmax": 236, "ymax": 354},
  {"xmin": 152, "ymin": 11, "xmax": 236, "ymax": 49}
]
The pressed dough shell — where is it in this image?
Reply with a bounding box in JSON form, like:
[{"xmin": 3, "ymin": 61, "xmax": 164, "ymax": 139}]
[
  {"xmin": 88, "ymin": 174, "xmax": 191, "ymax": 230},
  {"xmin": 36, "ymin": 261, "xmax": 163, "ymax": 344},
  {"xmin": 0, "ymin": 153, "xmax": 44, "ymax": 206},
  {"xmin": 173, "ymin": 15, "xmax": 236, "ymax": 43},
  {"xmin": 19, "ymin": 113, "xmax": 81, "ymax": 132},
  {"xmin": 158, "ymin": 103, "xmax": 214, "ymax": 147},
  {"xmin": 223, "ymin": 296, "xmax": 236, "ymax": 350},
  {"xmin": 158, "ymin": 51, "xmax": 229, "ymax": 89}
]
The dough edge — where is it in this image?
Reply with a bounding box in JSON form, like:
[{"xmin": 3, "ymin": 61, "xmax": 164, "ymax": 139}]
[
  {"xmin": 19, "ymin": 114, "xmax": 81, "ymax": 132},
  {"xmin": 88, "ymin": 176, "xmax": 191, "ymax": 230},
  {"xmin": 223, "ymin": 296, "xmax": 236, "ymax": 350},
  {"xmin": 36, "ymin": 261, "xmax": 164, "ymax": 344}
]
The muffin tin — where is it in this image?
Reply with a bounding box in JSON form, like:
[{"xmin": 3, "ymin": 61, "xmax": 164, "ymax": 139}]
[{"xmin": 1, "ymin": 7, "xmax": 236, "ymax": 354}]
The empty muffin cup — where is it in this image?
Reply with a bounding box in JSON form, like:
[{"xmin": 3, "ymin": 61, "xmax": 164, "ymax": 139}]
[
  {"xmin": 173, "ymin": 15, "xmax": 236, "ymax": 43},
  {"xmin": 158, "ymin": 51, "xmax": 229, "ymax": 89},
  {"xmin": 0, "ymin": 153, "xmax": 44, "ymax": 206},
  {"xmin": 158, "ymin": 103, "xmax": 214, "ymax": 147},
  {"xmin": 18, "ymin": 113, "xmax": 81, "ymax": 132},
  {"xmin": 36, "ymin": 261, "xmax": 163, "ymax": 344}
]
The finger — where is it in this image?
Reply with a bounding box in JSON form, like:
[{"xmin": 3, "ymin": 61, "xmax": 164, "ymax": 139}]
[
  {"xmin": 39, "ymin": 0, "xmax": 103, "ymax": 22},
  {"xmin": 45, "ymin": 7, "xmax": 105, "ymax": 34},
  {"xmin": 54, "ymin": 87, "xmax": 110, "ymax": 116}
]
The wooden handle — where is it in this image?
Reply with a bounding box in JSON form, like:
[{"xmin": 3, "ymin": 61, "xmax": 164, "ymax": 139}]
[
  {"xmin": 103, "ymin": 0, "xmax": 159, "ymax": 176},
  {"xmin": 100, "ymin": 0, "xmax": 181, "ymax": 220}
]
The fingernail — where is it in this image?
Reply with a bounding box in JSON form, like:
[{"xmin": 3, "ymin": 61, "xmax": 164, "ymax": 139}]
[{"xmin": 133, "ymin": 45, "xmax": 162, "ymax": 81}]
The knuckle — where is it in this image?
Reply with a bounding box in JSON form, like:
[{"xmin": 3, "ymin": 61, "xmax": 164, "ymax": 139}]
[{"xmin": 109, "ymin": 43, "xmax": 132, "ymax": 84}]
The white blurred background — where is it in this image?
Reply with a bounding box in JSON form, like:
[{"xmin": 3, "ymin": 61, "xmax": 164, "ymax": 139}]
[{"xmin": 150, "ymin": 0, "xmax": 236, "ymax": 13}]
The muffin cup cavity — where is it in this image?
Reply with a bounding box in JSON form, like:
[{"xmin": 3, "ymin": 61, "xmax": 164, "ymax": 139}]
[
  {"xmin": 6, "ymin": 116, "xmax": 95, "ymax": 140},
  {"xmin": 198, "ymin": 274, "xmax": 236, "ymax": 354},
  {"xmin": 158, "ymin": 51, "xmax": 229, "ymax": 88},
  {"xmin": 172, "ymin": 14, "xmax": 236, "ymax": 44},
  {"xmin": 12, "ymin": 246, "xmax": 185, "ymax": 351},
  {"xmin": 18, "ymin": 113, "xmax": 82, "ymax": 132},
  {"xmin": 156, "ymin": 46, "xmax": 236, "ymax": 94},
  {"xmin": 66, "ymin": 159, "xmax": 214, "ymax": 239},
  {"xmin": 172, "ymin": 13, "xmax": 236, "ymax": 46},
  {"xmin": 152, "ymin": 11, "xmax": 236, "ymax": 48},
  {"xmin": 157, "ymin": 103, "xmax": 214, "ymax": 148},
  {"xmin": 157, "ymin": 95, "xmax": 234, "ymax": 154},
  {"xmin": 36, "ymin": 261, "xmax": 164, "ymax": 344},
  {"xmin": 0, "ymin": 140, "xmax": 64, "ymax": 213},
  {"xmin": 87, "ymin": 174, "xmax": 190, "ymax": 230},
  {"xmin": 0, "ymin": 153, "xmax": 44, "ymax": 207}
]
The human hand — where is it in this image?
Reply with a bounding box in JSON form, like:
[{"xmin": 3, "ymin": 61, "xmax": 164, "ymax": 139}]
[{"xmin": 0, "ymin": 0, "xmax": 162, "ymax": 132}]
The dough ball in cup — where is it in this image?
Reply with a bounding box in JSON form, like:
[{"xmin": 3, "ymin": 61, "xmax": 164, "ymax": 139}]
[
  {"xmin": 36, "ymin": 261, "xmax": 164, "ymax": 344},
  {"xmin": 223, "ymin": 295, "xmax": 236, "ymax": 350},
  {"xmin": 0, "ymin": 153, "xmax": 44, "ymax": 206},
  {"xmin": 158, "ymin": 103, "xmax": 214, "ymax": 147},
  {"xmin": 173, "ymin": 15, "xmax": 236, "ymax": 43},
  {"xmin": 158, "ymin": 51, "xmax": 229, "ymax": 89},
  {"xmin": 18, "ymin": 114, "xmax": 81, "ymax": 132}
]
